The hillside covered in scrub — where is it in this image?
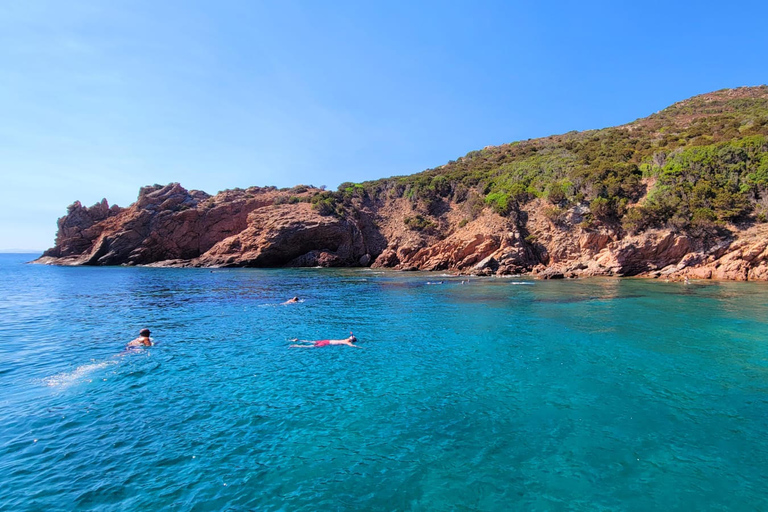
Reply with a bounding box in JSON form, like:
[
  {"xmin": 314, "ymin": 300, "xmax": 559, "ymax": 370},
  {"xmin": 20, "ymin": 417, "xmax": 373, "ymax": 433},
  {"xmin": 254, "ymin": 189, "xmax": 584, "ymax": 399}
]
[
  {"xmin": 344, "ymin": 85, "xmax": 768, "ymax": 233},
  {"xmin": 37, "ymin": 86, "xmax": 768, "ymax": 280}
]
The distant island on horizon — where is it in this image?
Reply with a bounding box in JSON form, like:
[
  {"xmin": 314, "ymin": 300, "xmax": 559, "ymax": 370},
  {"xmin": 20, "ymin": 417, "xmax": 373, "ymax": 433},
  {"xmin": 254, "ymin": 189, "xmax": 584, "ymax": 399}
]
[{"xmin": 35, "ymin": 86, "xmax": 768, "ymax": 281}]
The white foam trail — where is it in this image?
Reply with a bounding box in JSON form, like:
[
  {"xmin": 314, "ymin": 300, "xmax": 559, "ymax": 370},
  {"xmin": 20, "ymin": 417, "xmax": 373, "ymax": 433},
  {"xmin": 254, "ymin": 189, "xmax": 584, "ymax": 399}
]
[{"xmin": 44, "ymin": 360, "xmax": 118, "ymax": 388}]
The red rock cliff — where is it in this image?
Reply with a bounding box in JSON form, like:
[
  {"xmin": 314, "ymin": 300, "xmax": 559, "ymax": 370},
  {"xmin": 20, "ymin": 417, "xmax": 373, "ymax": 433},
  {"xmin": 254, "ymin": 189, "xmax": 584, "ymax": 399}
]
[{"xmin": 35, "ymin": 182, "xmax": 768, "ymax": 281}]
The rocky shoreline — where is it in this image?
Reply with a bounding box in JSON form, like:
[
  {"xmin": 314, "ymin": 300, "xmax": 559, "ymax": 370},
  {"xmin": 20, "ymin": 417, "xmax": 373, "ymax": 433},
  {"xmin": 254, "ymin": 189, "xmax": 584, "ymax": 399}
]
[{"xmin": 34, "ymin": 182, "xmax": 768, "ymax": 281}]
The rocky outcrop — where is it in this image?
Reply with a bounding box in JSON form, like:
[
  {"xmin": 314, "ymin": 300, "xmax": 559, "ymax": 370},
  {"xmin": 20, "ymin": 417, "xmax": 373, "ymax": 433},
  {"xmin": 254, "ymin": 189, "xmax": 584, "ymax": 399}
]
[
  {"xmin": 41, "ymin": 198, "xmax": 123, "ymax": 258},
  {"xmin": 40, "ymin": 183, "xmax": 216, "ymax": 265},
  {"xmin": 596, "ymin": 231, "xmax": 693, "ymax": 276},
  {"xmin": 195, "ymin": 204, "xmax": 369, "ymax": 267},
  {"xmin": 36, "ymin": 183, "xmax": 378, "ymax": 269},
  {"xmin": 678, "ymin": 226, "xmax": 768, "ymax": 281},
  {"xmin": 33, "ymin": 181, "xmax": 768, "ymax": 281}
]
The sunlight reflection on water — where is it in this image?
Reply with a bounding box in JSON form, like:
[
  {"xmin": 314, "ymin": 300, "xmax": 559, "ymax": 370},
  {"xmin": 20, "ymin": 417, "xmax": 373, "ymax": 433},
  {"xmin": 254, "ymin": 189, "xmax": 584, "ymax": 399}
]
[{"xmin": 2, "ymin": 255, "xmax": 768, "ymax": 510}]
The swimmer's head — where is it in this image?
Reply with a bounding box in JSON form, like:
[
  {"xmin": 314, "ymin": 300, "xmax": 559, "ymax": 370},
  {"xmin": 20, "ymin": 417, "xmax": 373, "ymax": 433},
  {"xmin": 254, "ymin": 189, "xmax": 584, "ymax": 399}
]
[
  {"xmin": 349, "ymin": 335, "xmax": 357, "ymax": 343},
  {"xmin": 139, "ymin": 328, "xmax": 151, "ymax": 337}
]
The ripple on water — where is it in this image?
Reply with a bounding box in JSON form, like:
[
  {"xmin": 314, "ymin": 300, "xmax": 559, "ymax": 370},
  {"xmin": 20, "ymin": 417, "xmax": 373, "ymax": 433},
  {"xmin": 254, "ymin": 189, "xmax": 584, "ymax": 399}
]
[
  {"xmin": 2, "ymin": 257, "xmax": 768, "ymax": 509},
  {"xmin": 42, "ymin": 360, "xmax": 119, "ymax": 389}
]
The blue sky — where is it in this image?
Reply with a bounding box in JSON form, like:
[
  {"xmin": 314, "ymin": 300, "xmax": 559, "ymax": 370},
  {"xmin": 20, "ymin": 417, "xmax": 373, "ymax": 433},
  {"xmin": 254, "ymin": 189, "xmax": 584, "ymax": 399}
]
[{"xmin": 1, "ymin": 0, "xmax": 767, "ymax": 251}]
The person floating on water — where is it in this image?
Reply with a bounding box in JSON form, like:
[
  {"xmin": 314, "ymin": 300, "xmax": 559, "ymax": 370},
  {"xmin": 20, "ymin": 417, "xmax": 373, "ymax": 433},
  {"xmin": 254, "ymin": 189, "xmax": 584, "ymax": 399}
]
[
  {"xmin": 126, "ymin": 328, "xmax": 153, "ymax": 348},
  {"xmin": 290, "ymin": 334, "xmax": 360, "ymax": 348},
  {"xmin": 283, "ymin": 296, "xmax": 301, "ymax": 304}
]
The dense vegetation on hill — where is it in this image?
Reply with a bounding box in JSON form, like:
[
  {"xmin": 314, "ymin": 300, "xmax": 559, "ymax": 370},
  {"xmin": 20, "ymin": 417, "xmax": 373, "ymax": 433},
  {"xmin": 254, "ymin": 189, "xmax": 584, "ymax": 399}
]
[{"xmin": 305, "ymin": 87, "xmax": 768, "ymax": 237}]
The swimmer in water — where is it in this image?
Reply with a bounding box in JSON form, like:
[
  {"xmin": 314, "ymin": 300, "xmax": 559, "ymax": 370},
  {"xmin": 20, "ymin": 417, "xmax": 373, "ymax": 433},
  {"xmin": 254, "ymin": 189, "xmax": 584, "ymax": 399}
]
[
  {"xmin": 126, "ymin": 328, "xmax": 153, "ymax": 348},
  {"xmin": 283, "ymin": 296, "xmax": 301, "ymax": 304},
  {"xmin": 290, "ymin": 335, "xmax": 360, "ymax": 348}
]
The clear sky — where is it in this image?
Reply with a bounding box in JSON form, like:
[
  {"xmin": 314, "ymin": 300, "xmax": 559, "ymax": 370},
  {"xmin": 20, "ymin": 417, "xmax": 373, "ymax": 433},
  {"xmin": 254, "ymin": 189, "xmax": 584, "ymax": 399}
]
[{"xmin": 1, "ymin": 0, "xmax": 767, "ymax": 251}]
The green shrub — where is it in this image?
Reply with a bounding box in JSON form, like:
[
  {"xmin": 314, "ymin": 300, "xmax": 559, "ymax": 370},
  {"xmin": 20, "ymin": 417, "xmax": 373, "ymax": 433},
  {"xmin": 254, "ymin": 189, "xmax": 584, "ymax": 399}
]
[
  {"xmin": 310, "ymin": 191, "xmax": 341, "ymax": 216},
  {"xmin": 545, "ymin": 182, "xmax": 567, "ymax": 204},
  {"xmin": 485, "ymin": 192, "xmax": 512, "ymax": 216},
  {"xmin": 404, "ymin": 215, "xmax": 434, "ymax": 231},
  {"xmin": 431, "ymin": 175, "xmax": 452, "ymax": 197},
  {"xmin": 453, "ymin": 183, "xmax": 469, "ymax": 202},
  {"xmin": 544, "ymin": 206, "xmax": 564, "ymax": 223},
  {"xmin": 622, "ymin": 207, "xmax": 650, "ymax": 234},
  {"xmin": 691, "ymin": 207, "xmax": 717, "ymax": 226},
  {"xmin": 340, "ymin": 183, "xmax": 367, "ymax": 201},
  {"xmin": 465, "ymin": 193, "xmax": 485, "ymax": 219},
  {"xmin": 589, "ymin": 197, "xmax": 612, "ymax": 218},
  {"xmin": 508, "ymin": 182, "xmax": 530, "ymax": 203},
  {"xmin": 579, "ymin": 212, "xmax": 595, "ymax": 229}
]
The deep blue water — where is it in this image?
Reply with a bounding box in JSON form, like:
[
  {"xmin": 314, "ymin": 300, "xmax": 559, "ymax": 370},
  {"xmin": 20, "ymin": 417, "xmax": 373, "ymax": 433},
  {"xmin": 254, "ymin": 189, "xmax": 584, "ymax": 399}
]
[{"xmin": 2, "ymin": 253, "xmax": 768, "ymax": 511}]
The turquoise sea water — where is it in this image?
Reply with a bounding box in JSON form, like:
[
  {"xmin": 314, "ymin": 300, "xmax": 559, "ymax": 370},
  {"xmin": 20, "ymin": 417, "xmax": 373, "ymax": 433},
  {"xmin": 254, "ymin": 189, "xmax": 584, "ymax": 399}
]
[{"xmin": 2, "ymin": 253, "xmax": 768, "ymax": 511}]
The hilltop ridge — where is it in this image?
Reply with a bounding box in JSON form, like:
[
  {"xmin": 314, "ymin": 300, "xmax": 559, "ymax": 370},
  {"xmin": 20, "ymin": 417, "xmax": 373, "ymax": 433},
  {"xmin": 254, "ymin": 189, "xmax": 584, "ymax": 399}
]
[{"xmin": 36, "ymin": 86, "xmax": 768, "ymax": 280}]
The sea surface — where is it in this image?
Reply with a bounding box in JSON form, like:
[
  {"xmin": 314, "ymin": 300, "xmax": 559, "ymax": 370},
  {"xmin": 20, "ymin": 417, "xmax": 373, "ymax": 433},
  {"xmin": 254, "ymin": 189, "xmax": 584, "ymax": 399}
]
[{"xmin": 1, "ymin": 253, "xmax": 768, "ymax": 511}]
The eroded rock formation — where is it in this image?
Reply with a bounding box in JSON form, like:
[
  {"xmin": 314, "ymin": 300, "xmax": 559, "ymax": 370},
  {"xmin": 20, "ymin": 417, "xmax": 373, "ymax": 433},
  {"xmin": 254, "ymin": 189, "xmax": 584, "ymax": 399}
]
[{"xmin": 34, "ymin": 182, "xmax": 768, "ymax": 281}]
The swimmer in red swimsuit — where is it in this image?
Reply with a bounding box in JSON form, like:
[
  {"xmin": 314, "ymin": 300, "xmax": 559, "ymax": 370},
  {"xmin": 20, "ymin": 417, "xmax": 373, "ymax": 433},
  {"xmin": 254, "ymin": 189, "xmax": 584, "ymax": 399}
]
[{"xmin": 289, "ymin": 335, "xmax": 360, "ymax": 348}]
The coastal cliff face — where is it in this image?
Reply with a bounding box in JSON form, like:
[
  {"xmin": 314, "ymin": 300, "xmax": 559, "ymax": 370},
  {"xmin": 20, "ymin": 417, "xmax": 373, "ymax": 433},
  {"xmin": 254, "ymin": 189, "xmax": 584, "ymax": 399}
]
[
  {"xmin": 36, "ymin": 87, "xmax": 768, "ymax": 280},
  {"xmin": 35, "ymin": 182, "xmax": 768, "ymax": 281}
]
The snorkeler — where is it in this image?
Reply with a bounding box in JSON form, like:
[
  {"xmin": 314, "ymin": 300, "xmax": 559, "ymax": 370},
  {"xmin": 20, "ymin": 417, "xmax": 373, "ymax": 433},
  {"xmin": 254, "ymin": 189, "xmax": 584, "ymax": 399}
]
[
  {"xmin": 289, "ymin": 334, "xmax": 360, "ymax": 348},
  {"xmin": 126, "ymin": 328, "xmax": 153, "ymax": 348},
  {"xmin": 283, "ymin": 296, "xmax": 301, "ymax": 304}
]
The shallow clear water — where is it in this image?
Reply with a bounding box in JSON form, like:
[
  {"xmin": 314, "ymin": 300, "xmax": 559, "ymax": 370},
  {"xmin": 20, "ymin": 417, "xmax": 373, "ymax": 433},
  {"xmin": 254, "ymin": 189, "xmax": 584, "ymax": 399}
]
[{"xmin": 2, "ymin": 253, "xmax": 768, "ymax": 510}]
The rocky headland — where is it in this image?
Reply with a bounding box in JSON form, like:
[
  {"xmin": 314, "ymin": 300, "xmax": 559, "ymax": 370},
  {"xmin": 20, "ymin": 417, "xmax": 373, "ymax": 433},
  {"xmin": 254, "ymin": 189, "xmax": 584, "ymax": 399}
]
[{"xmin": 36, "ymin": 87, "xmax": 768, "ymax": 280}]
